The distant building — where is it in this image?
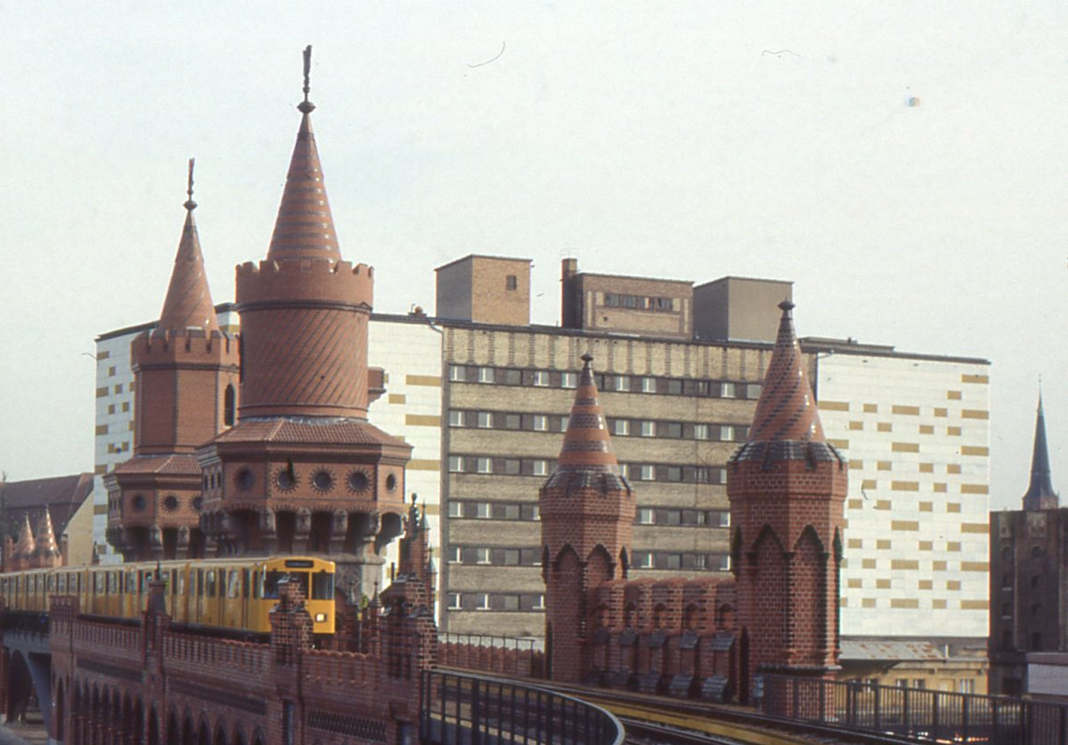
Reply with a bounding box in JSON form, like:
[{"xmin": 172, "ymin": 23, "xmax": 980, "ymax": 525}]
[
  {"xmin": 0, "ymin": 473, "xmax": 94, "ymax": 567},
  {"xmin": 989, "ymin": 396, "xmax": 1065, "ymax": 697}
]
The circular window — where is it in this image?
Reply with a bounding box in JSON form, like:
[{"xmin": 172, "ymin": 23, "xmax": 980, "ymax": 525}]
[
  {"xmin": 235, "ymin": 468, "xmax": 254, "ymax": 491},
  {"xmin": 385, "ymin": 473, "xmax": 397, "ymax": 491},
  {"xmin": 131, "ymin": 495, "xmax": 146, "ymax": 512},
  {"xmin": 163, "ymin": 495, "xmax": 179, "ymax": 512},
  {"xmin": 192, "ymin": 497, "xmax": 203, "ymax": 512},
  {"xmin": 276, "ymin": 467, "xmax": 298, "ymax": 492},
  {"xmin": 347, "ymin": 470, "xmax": 370, "ymax": 494},
  {"xmin": 312, "ymin": 469, "xmax": 334, "ymax": 493}
]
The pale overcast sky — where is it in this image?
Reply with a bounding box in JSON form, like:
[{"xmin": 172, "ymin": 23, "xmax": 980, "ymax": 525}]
[{"xmin": 0, "ymin": 2, "xmax": 1064, "ymax": 509}]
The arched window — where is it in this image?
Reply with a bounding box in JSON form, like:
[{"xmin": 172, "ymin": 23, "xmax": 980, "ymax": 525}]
[{"xmin": 223, "ymin": 385, "xmax": 236, "ymax": 427}]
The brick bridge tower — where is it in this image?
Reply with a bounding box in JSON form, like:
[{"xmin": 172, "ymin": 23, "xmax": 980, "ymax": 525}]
[
  {"xmin": 540, "ymin": 354, "xmax": 635, "ymax": 682},
  {"xmin": 107, "ymin": 160, "xmax": 240, "ymax": 560},
  {"xmin": 197, "ymin": 48, "xmax": 411, "ymax": 603},
  {"xmin": 727, "ymin": 301, "xmax": 847, "ymax": 699}
]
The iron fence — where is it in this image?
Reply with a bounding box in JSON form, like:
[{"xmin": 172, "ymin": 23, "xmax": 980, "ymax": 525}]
[
  {"xmin": 760, "ymin": 673, "xmax": 1068, "ymax": 745},
  {"xmin": 420, "ymin": 669, "xmax": 623, "ymax": 745},
  {"xmin": 438, "ymin": 633, "xmax": 544, "ymax": 653}
]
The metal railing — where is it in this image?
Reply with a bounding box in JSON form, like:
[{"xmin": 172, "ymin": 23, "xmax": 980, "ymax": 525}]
[
  {"xmin": 420, "ymin": 669, "xmax": 624, "ymax": 745},
  {"xmin": 760, "ymin": 673, "xmax": 1068, "ymax": 745},
  {"xmin": 439, "ymin": 632, "xmax": 545, "ymax": 653}
]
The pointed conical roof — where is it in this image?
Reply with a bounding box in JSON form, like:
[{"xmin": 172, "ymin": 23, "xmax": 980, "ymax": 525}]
[
  {"xmin": 14, "ymin": 514, "xmax": 34, "ymax": 559},
  {"xmin": 157, "ymin": 162, "xmax": 219, "ymax": 334},
  {"xmin": 34, "ymin": 510, "xmax": 60, "ymax": 559},
  {"xmin": 265, "ymin": 86, "xmax": 341, "ymax": 263},
  {"xmin": 543, "ymin": 355, "xmax": 628, "ymax": 492},
  {"xmin": 1023, "ymin": 393, "xmax": 1058, "ymax": 510},
  {"xmin": 749, "ymin": 301, "xmax": 825, "ymax": 443}
]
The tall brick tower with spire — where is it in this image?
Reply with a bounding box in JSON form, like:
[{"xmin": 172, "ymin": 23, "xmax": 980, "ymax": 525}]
[
  {"xmin": 728, "ymin": 301, "xmax": 847, "ymax": 698},
  {"xmin": 1022, "ymin": 393, "xmax": 1058, "ymax": 510},
  {"xmin": 106, "ymin": 160, "xmax": 240, "ymax": 560},
  {"xmin": 197, "ymin": 48, "xmax": 410, "ymax": 603},
  {"xmin": 540, "ymin": 354, "xmax": 635, "ymax": 682}
]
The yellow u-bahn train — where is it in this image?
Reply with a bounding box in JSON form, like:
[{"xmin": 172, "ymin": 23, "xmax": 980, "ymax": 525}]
[{"xmin": 0, "ymin": 556, "xmax": 336, "ymax": 636}]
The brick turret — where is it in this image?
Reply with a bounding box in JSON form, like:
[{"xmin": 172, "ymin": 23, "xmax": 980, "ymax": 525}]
[
  {"xmin": 197, "ymin": 48, "xmax": 410, "ymax": 603},
  {"xmin": 32, "ymin": 510, "xmax": 62, "ymax": 568},
  {"xmin": 540, "ymin": 354, "xmax": 635, "ymax": 682},
  {"xmin": 106, "ymin": 160, "xmax": 239, "ymax": 561},
  {"xmin": 728, "ymin": 301, "xmax": 847, "ymax": 698}
]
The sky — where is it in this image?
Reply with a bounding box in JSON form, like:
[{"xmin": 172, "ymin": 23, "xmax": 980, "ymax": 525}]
[{"xmin": 0, "ymin": 2, "xmax": 1064, "ymax": 510}]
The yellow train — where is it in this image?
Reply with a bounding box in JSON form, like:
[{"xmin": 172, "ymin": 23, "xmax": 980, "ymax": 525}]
[{"xmin": 0, "ymin": 556, "xmax": 336, "ymax": 636}]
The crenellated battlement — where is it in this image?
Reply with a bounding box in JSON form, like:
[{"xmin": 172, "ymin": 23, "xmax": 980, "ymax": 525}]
[
  {"xmin": 236, "ymin": 258, "xmax": 374, "ymax": 309},
  {"xmin": 132, "ymin": 327, "xmax": 239, "ymax": 368}
]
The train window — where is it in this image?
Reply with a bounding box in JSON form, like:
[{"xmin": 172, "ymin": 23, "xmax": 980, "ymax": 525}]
[
  {"xmin": 242, "ymin": 569, "xmax": 250, "ymax": 599},
  {"xmin": 177, "ymin": 572, "xmax": 185, "ymax": 596},
  {"xmin": 252, "ymin": 571, "xmax": 261, "ymax": 599},
  {"xmin": 263, "ymin": 571, "xmax": 284, "ymax": 599},
  {"xmin": 47, "ymin": 575, "xmax": 55, "ymax": 592},
  {"xmin": 227, "ymin": 571, "xmax": 239, "ymax": 598},
  {"xmin": 206, "ymin": 570, "xmax": 216, "ymax": 597},
  {"xmin": 127, "ymin": 573, "xmax": 136, "ymax": 594},
  {"xmin": 311, "ymin": 571, "xmax": 334, "ymax": 600},
  {"xmin": 57, "ymin": 575, "xmax": 66, "ymax": 593},
  {"xmin": 196, "ymin": 570, "xmax": 204, "ymax": 597}
]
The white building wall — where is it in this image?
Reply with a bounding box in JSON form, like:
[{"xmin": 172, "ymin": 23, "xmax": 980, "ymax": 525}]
[{"xmin": 817, "ymin": 353, "xmax": 991, "ymax": 638}]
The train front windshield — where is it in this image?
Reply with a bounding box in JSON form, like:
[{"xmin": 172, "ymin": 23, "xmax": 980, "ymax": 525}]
[{"xmin": 262, "ymin": 570, "xmax": 333, "ymax": 600}]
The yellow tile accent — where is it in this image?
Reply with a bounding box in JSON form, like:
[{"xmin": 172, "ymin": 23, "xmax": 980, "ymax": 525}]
[
  {"xmin": 93, "ymin": 504, "xmax": 108, "ymax": 515},
  {"xmin": 946, "ymin": 580, "xmax": 961, "ymax": 591},
  {"xmin": 947, "ymin": 502, "xmax": 961, "ymax": 513},
  {"xmin": 961, "ymin": 445, "xmax": 989, "ymax": 456},
  {"xmin": 919, "ymin": 541, "xmax": 933, "ymax": 550},
  {"xmin": 96, "ymin": 387, "xmax": 109, "ymax": 398},
  {"xmin": 876, "ymin": 539, "xmax": 891, "ymax": 550},
  {"xmin": 406, "ymin": 374, "xmax": 442, "ymax": 387},
  {"xmin": 918, "ymin": 580, "xmax": 933, "ymax": 590},
  {"xmin": 934, "ymin": 483, "xmax": 948, "ymax": 493},
  {"xmin": 848, "ymin": 499, "xmax": 863, "ymax": 510},
  {"xmin": 961, "ymin": 599, "xmax": 988, "ymax": 610},
  {"xmin": 933, "ymin": 599, "xmax": 947, "ymax": 609},
  {"xmin": 107, "ymin": 404, "xmax": 115, "ymax": 415},
  {"xmin": 877, "ymin": 461, "xmax": 892, "ymax": 471},
  {"xmin": 408, "ymin": 459, "xmax": 441, "ymax": 471},
  {"xmin": 95, "ymin": 424, "xmax": 108, "ymax": 435},
  {"xmin": 818, "ymin": 400, "xmax": 850, "ymax": 411},
  {"xmin": 849, "ymin": 459, "xmax": 864, "ymax": 469},
  {"xmin": 891, "ymin": 598, "xmax": 919, "ymax": 609},
  {"xmin": 961, "ymin": 522, "xmax": 989, "ymax": 534},
  {"xmin": 97, "ymin": 350, "xmax": 110, "ymax": 360},
  {"xmin": 919, "ymin": 463, "xmax": 934, "ymax": 473},
  {"xmin": 94, "ymin": 464, "xmax": 107, "ymax": 475},
  {"xmin": 847, "ymin": 578, "xmax": 862, "ymax": 588},
  {"xmin": 892, "ymin": 442, "xmax": 919, "ymax": 453},
  {"xmin": 946, "ymin": 390, "xmax": 962, "ymax": 400},
  {"xmin": 947, "ymin": 542, "xmax": 961, "ymax": 552},
  {"xmin": 892, "ymin": 520, "xmax": 919, "ymax": 531},
  {"xmin": 946, "ymin": 464, "xmax": 962, "ymax": 474},
  {"xmin": 828, "ymin": 438, "xmax": 849, "ymax": 449},
  {"xmin": 121, "ymin": 402, "xmax": 130, "ymax": 412},
  {"xmin": 893, "ymin": 405, "xmax": 920, "ymax": 416},
  {"xmin": 405, "ymin": 414, "xmax": 441, "ymax": 427},
  {"xmin": 892, "ymin": 481, "xmax": 919, "ymax": 492},
  {"xmin": 862, "ymin": 558, "xmax": 876, "ymax": 569},
  {"xmin": 919, "ymin": 425, "xmax": 934, "ymax": 435},
  {"xmin": 961, "ymin": 561, "xmax": 989, "ymax": 572},
  {"xmin": 388, "ymin": 393, "xmax": 407, "ymax": 404},
  {"xmin": 947, "ymin": 426, "xmax": 961, "ymax": 435},
  {"xmin": 892, "ymin": 559, "xmax": 919, "ymax": 570},
  {"xmin": 933, "ymin": 561, "xmax": 947, "ymax": 571},
  {"xmin": 876, "ymin": 579, "xmax": 891, "ymax": 589},
  {"xmin": 849, "ymin": 421, "xmax": 864, "ymax": 431},
  {"xmin": 961, "ymin": 483, "xmax": 989, "ymax": 494},
  {"xmin": 877, "ymin": 422, "xmax": 893, "ymax": 432},
  {"xmin": 847, "ymin": 538, "xmax": 863, "ymax": 549},
  {"xmin": 840, "ymin": 597, "xmax": 849, "ymax": 607},
  {"xmin": 863, "ymin": 403, "xmax": 878, "ymax": 413},
  {"xmin": 128, "ymin": 420, "xmax": 135, "ymax": 431},
  {"xmin": 861, "ymin": 479, "xmax": 877, "ymax": 489},
  {"xmin": 934, "ymin": 407, "xmax": 948, "ymax": 418},
  {"xmin": 918, "ymin": 501, "xmax": 933, "ymax": 512},
  {"xmin": 862, "ymin": 598, "xmax": 876, "ymax": 608},
  {"xmin": 113, "ymin": 384, "xmax": 122, "ymax": 394},
  {"xmin": 875, "ymin": 500, "xmax": 891, "ymax": 510},
  {"xmin": 961, "ymin": 373, "xmax": 989, "ymax": 384},
  {"xmin": 961, "ymin": 409, "xmax": 989, "ymax": 420}
]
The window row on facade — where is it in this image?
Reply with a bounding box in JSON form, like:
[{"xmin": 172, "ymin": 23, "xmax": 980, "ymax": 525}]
[
  {"xmin": 447, "ymin": 545, "xmax": 542, "ymax": 566},
  {"xmin": 446, "ymin": 591, "xmax": 545, "ymax": 612},
  {"xmin": 446, "ymin": 500, "xmax": 730, "ymax": 528},
  {"xmin": 448, "ymin": 408, "xmax": 748, "ymax": 442},
  {"xmin": 447, "ymin": 455, "xmax": 728, "ymax": 483},
  {"xmin": 630, "ymin": 550, "xmax": 731, "ymax": 571},
  {"xmin": 448, "ymin": 364, "xmax": 762, "ymax": 399}
]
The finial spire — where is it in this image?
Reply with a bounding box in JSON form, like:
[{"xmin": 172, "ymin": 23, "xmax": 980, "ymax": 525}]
[
  {"xmin": 1022, "ymin": 390, "xmax": 1058, "ymax": 510},
  {"xmin": 299, "ymin": 45, "xmax": 315, "ymax": 113},
  {"xmin": 184, "ymin": 157, "xmax": 197, "ymax": 212}
]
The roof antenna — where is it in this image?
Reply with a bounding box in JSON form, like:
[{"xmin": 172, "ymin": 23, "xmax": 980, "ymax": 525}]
[
  {"xmin": 299, "ymin": 45, "xmax": 315, "ymax": 114},
  {"xmin": 184, "ymin": 158, "xmax": 197, "ymax": 212}
]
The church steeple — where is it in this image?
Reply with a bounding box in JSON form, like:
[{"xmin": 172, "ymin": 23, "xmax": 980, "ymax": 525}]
[
  {"xmin": 1023, "ymin": 393, "xmax": 1058, "ymax": 510},
  {"xmin": 157, "ymin": 159, "xmax": 219, "ymax": 335}
]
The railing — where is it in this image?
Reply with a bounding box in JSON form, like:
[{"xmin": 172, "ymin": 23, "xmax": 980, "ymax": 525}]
[
  {"xmin": 420, "ymin": 669, "xmax": 624, "ymax": 745},
  {"xmin": 760, "ymin": 673, "xmax": 1068, "ymax": 745},
  {"xmin": 438, "ymin": 633, "xmax": 546, "ymax": 679},
  {"xmin": 439, "ymin": 632, "xmax": 545, "ymax": 653}
]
